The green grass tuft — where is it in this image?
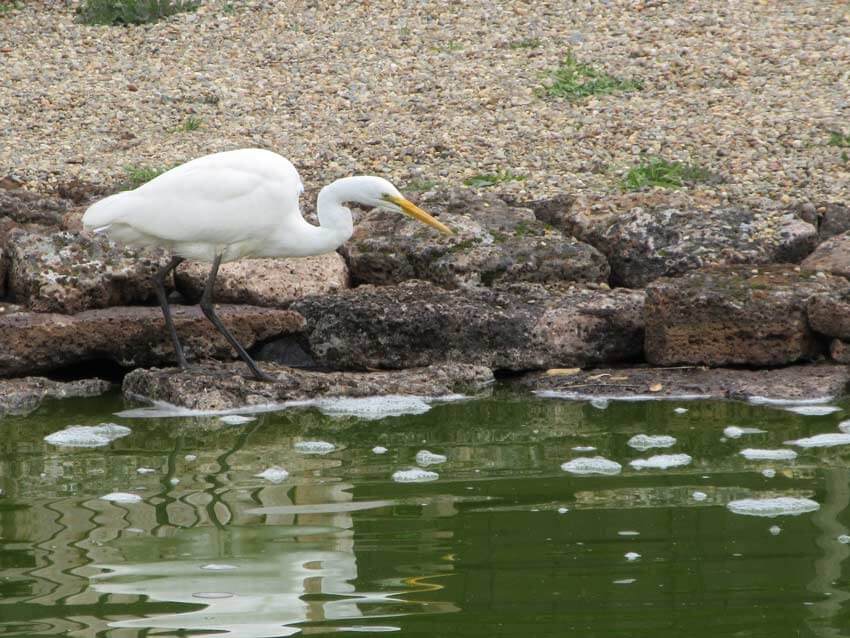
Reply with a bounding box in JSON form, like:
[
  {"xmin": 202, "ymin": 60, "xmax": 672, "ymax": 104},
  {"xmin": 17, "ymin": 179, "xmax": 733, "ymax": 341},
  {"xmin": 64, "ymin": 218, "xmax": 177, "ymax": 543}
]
[
  {"xmin": 77, "ymin": 0, "xmax": 199, "ymax": 26},
  {"xmin": 828, "ymin": 131, "xmax": 850, "ymax": 148},
  {"xmin": 0, "ymin": 1, "xmax": 22, "ymax": 16},
  {"xmin": 403, "ymin": 178, "xmax": 438, "ymax": 192},
  {"xmin": 464, "ymin": 171, "xmax": 526, "ymax": 188},
  {"xmin": 509, "ymin": 37, "xmax": 542, "ymax": 50},
  {"xmin": 621, "ymin": 157, "xmax": 712, "ymax": 190},
  {"xmin": 180, "ymin": 115, "xmax": 203, "ymax": 132},
  {"xmin": 542, "ymin": 52, "xmax": 642, "ymax": 100},
  {"xmin": 123, "ymin": 164, "xmax": 173, "ymax": 188}
]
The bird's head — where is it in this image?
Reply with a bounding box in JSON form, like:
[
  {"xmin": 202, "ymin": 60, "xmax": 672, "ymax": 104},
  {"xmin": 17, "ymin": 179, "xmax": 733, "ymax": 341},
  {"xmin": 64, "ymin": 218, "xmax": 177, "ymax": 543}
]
[{"xmin": 344, "ymin": 176, "xmax": 453, "ymax": 235}]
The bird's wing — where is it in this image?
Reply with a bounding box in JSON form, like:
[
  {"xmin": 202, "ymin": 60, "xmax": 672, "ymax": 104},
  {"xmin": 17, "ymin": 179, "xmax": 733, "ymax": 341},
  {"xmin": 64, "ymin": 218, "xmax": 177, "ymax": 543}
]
[{"xmin": 84, "ymin": 149, "xmax": 304, "ymax": 245}]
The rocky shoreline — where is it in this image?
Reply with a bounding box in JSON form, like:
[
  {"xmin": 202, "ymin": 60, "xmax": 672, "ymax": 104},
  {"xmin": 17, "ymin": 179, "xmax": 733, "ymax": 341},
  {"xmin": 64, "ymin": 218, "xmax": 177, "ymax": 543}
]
[{"xmin": 2, "ymin": 185, "xmax": 850, "ymax": 413}]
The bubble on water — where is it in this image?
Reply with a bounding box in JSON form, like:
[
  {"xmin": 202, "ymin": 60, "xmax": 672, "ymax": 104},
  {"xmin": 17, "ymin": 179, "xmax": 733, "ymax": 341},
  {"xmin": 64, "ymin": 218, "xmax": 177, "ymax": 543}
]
[
  {"xmin": 839, "ymin": 420, "xmax": 850, "ymax": 434},
  {"xmin": 629, "ymin": 454, "xmax": 692, "ymax": 470},
  {"xmin": 392, "ymin": 468, "xmax": 439, "ymax": 483},
  {"xmin": 590, "ymin": 398, "xmax": 609, "ymax": 410},
  {"xmin": 192, "ymin": 592, "xmax": 234, "ymax": 599},
  {"xmin": 769, "ymin": 525, "xmax": 782, "ymax": 536},
  {"xmin": 255, "ymin": 467, "xmax": 289, "ymax": 483},
  {"xmin": 727, "ymin": 497, "xmax": 820, "ymax": 518},
  {"xmin": 618, "ymin": 530, "xmax": 640, "ymax": 536},
  {"xmin": 739, "ymin": 448, "xmax": 797, "ymax": 461},
  {"xmin": 762, "ymin": 468, "xmax": 777, "ymax": 478},
  {"xmin": 100, "ymin": 492, "xmax": 142, "ymax": 504},
  {"xmin": 571, "ymin": 445, "xmax": 597, "ymax": 452},
  {"xmin": 627, "ymin": 434, "xmax": 677, "ymax": 451},
  {"xmin": 372, "ymin": 446, "xmax": 388, "ymax": 454},
  {"xmin": 784, "ymin": 405, "xmax": 842, "ymax": 416},
  {"xmin": 557, "ymin": 507, "xmax": 569, "ymax": 514},
  {"xmin": 126, "ymin": 528, "xmax": 144, "ymax": 534},
  {"xmin": 624, "ymin": 552, "xmax": 641, "ymax": 561},
  {"xmin": 339, "ymin": 627, "xmax": 400, "ymax": 633},
  {"xmin": 723, "ymin": 426, "xmax": 766, "ymax": 439},
  {"xmin": 838, "ymin": 535, "xmax": 850, "ymax": 544},
  {"xmin": 201, "ymin": 563, "xmax": 238, "ymax": 571},
  {"xmin": 560, "ymin": 457, "xmax": 622, "ymax": 475},
  {"xmin": 674, "ymin": 407, "xmax": 688, "ymax": 414},
  {"xmin": 785, "ymin": 433, "xmax": 850, "ymax": 448},
  {"xmin": 136, "ymin": 467, "xmax": 156, "ymax": 475},
  {"xmin": 184, "ymin": 454, "xmax": 197, "ymax": 462},
  {"xmin": 169, "ymin": 478, "xmax": 180, "ymax": 486},
  {"xmin": 45, "ymin": 424, "xmax": 131, "ymax": 448},
  {"xmin": 415, "ymin": 450, "xmax": 447, "ymax": 466},
  {"xmin": 218, "ymin": 415, "xmax": 256, "ymax": 426},
  {"xmin": 613, "ymin": 578, "xmax": 637, "ymax": 584},
  {"xmin": 692, "ymin": 491, "xmax": 708, "ymax": 501},
  {"xmin": 294, "ymin": 441, "xmax": 336, "ymax": 454}
]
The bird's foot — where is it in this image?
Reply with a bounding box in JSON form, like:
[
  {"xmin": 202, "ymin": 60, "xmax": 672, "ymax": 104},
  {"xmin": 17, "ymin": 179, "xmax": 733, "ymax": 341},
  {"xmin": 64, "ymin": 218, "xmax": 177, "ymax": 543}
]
[{"xmin": 246, "ymin": 368, "xmax": 278, "ymax": 383}]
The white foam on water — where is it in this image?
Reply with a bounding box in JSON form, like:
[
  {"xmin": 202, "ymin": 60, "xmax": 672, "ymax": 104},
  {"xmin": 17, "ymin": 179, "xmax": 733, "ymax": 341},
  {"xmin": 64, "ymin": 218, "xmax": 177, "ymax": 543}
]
[
  {"xmin": 571, "ymin": 445, "xmax": 597, "ymax": 452},
  {"xmin": 372, "ymin": 446, "xmax": 388, "ymax": 455},
  {"xmin": 785, "ymin": 433, "xmax": 850, "ymax": 448},
  {"xmin": 218, "ymin": 415, "xmax": 256, "ymax": 425},
  {"xmin": 739, "ymin": 448, "xmax": 797, "ymax": 461},
  {"xmin": 200, "ymin": 564, "xmax": 238, "ymax": 571},
  {"xmin": 338, "ymin": 627, "xmax": 400, "ymax": 633},
  {"xmin": 392, "ymin": 468, "xmax": 439, "ymax": 483},
  {"xmin": 674, "ymin": 407, "xmax": 688, "ymax": 414},
  {"xmin": 312, "ymin": 395, "xmax": 433, "ymax": 420},
  {"xmin": 100, "ymin": 492, "xmax": 142, "ymax": 504},
  {"xmin": 726, "ymin": 497, "xmax": 820, "ymax": 518},
  {"xmin": 117, "ymin": 400, "xmax": 288, "ymax": 419},
  {"xmin": 44, "ymin": 423, "xmax": 131, "ymax": 448},
  {"xmin": 557, "ymin": 507, "xmax": 569, "ymax": 514},
  {"xmin": 784, "ymin": 405, "xmax": 842, "ymax": 416},
  {"xmin": 692, "ymin": 491, "xmax": 708, "ymax": 501},
  {"xmin": 618, "ymin": 530, "xmax": 640, "ymax": 536},
  {"xmin": 723, "ymin": 426, "xmax": 766, "ymax": 439},
  {"xmin": 747, "ymin": 396, "xmax": 834, "ymax": 406},
  {"xmin": 560, "ymin": 456, "xmax": 622, "ymax": 476},
  {"xmin": 590, "ymin": 398, "xmax": 609, "ymax": 410},
  {"xmin": 294, "ymin": 440, "xmax": 336, "ymax": 454},
  {"xmin": 136, "ymin": 467, "xmax": 156, "ymax": 475},
  {"xmin": 629, "ymin": 454, "xmax": 692, "ymax": 470},
  {"xmin": 624, "ymin": 552, "xmax": 641, "ymax": 561},
  {"xmin": 415, "ymin": 450, "xmax": 447, "ymax": 466},
  {"xmin": 627, "ymin": 434, "xmax": 677, "ymax": 451},
  {"xmin": 614, "ymin": 578, "xmax": 636, "ymax": 585},
  {"xmin": 192, "ymin": 592, "xmax": 234, "ymax": 599},
  {"xmin": 762, "ymin": 468, "xmax": 777, "ymax": 478},
  {"xmin": 839, "ymin": 420, "xmax": 850, "ymax": 433},
  {"xmin": 184, "ymin": 454, "xmax": 197, "ymax": 462},
  {"xmin": 839, "ymin": 535, "xmax": 850, "ymax": 544},
  {"xmin": 769, "ymin": 525, "xmax": 782, "ymax": 536},
  {"xmin": 169, "ymin": 478, "xmax": 180, "ymax": 485},
  {"xmin": 254, "ymin": 467, "xmax": 289, "ymax": 483}
]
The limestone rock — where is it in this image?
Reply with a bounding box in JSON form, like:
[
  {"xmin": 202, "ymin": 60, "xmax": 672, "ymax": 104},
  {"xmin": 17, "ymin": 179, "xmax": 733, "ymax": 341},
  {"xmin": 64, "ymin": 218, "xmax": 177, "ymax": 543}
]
[
  {"xmin": 0, "ymin": 189, "xmax": 68, "ymax": 226},
  {"xmin": 174, "ymin": 253, "xmax": 349, "ymax": 306},
  {"xmin": 123, "ymin": 362, "xmax": 494, "ymax": 411},
  {"xmin": 830, "ymin": 340, "xmax": 850, "ymax": 364},
  {"xmin": 0, "ymin": 377, "xmax": 111, "ymax": 417},
  {"xmin": 817, "ymin": 203, "xmax": 850, "ymax": 241},
  {"xmin": 290, "ymin": 280, "xmax": 644, "ymax": 371},
  {"xmin": 645, "ymin": 265, "xmax": 849, "ymax": 366},
  {"xmin": 808, "ymin": 290, "xmax": 850, "ymax": 340},
  {"xmin": 801, "ymin": 231, "xmax": 850, "ymax": 278},
  {"xmin": 0, "ymin": 305, "xmax": 304, "ymax": 377},
  {"xmin": 523, "ymin": 364, "xmax": 850, "ymax": 403},
  {"xmin": 343, "ymin": 188, "xmax": 609, "ymax": 288},
  {"xmin": 6, "ymin": 227, "xmax": 171, "ymax": 313}
]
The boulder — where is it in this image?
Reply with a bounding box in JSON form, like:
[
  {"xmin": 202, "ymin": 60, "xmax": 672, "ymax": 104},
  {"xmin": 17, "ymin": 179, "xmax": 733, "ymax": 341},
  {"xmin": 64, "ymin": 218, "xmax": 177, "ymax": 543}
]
[
  {"xmin": 6, "ymin": 227, "xmax": 171, "ymax": 313},
  {"xmin": 801, "ymin": 231, "xmax": 850, "ymax": 278},
  {"xmin": 290, "ymin": 280, "xmax": 644, "ymax": 371},
  {"xmin": 816, "ymin": 203, "xmax": 850, "ymax": 241},
  {"xmin": 0, "ymin": 189, "xmax": 68, "ymax": 226},
  {"xmin": 522, "ymin": 364, "xmax": 850, "ymax": 403},
  {"xmin": 0, "ymin": 377, "xmax": 111, "ymax": 417},
  {"xmin": 602, "ymin": 206, "xmax": 817, "ymax": 287},
  {"xmin": 343, "ymin": 189, "xmax": 609, "ymax": 288},
  {"xmin": 123, "ymin": 362, "xmax": 494, "ymax": 411},
  {"xmin": 645, "ymin": 265, "xmax": 849, "ymax": 366},
  {"xmin": 0, "ymin": 305, "xmax": 304, "ymax": 377},
  {"xmin": 174, "ymin": 253, "xmax": 349, "ymax": 306},
  {"xmin": 807, "ymin": 290, "xmax": 850, "ymax": 340},
  {"xmin": 830, "ymin": 340, "xmax": 850, "ymax": 365}
]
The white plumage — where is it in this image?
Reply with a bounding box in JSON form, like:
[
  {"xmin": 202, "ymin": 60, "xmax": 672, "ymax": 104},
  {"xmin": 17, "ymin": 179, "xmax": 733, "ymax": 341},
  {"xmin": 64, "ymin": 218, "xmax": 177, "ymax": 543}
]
[{"xmin": 83, "ymin": 148, "xmax": 451, "ymax": 380}]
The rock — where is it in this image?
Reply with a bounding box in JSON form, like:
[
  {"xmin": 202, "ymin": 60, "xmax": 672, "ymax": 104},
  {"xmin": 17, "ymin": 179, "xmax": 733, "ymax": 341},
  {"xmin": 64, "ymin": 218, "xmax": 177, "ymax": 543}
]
[
  {"xmin": 290, "ymin": 280, "xmax": 644, "ymax": 371},
  {"xmin": 830, "ymin": 340, "xmax": 850, "ymax": 364},
  {"xmin": 801, "ymin": 231, "xmax": 850, "ymax": 278},
  {"xmin": 645, "ymin": 265, "xmax": 849, "ymax": 366},
  {"xmin": 0, "ymin": 246, "xmax": 5, "ymax": 298},
  {"xmin": 6, "ymin": 227, "xmax": 171, "ymax": 313},
  {"xmin": 0, "ymin": 189, "xmax": 68, "ymax": 226},
  {"xmin": 0, "ymin": 377, "xmax": 111, "ymax": 417},
  {"xmin": 808, "ymin": 290, "xmax": 850, "ymax": 340},
  {"xmin": 0, "ymin": 305, "xmax": 304, "ymax": 377},
  {"xmin": 174, "ymin": 253, "xmax": 349, "ymax": 306},
  {"xmin": 817, "ymin": 203, "xmax": 850, "ymax": 241},
  {"xmin": 602, "ymin": 206, "xmax": 817, "ymax": 287},
  {"xmin": 343, "ymin": 188, "xmax": 609, "ymax": 288},
  {"xmin": 122, "ymin": 362, "xmax": 494, "ymax": 411},
  {"xmin": 523, "ymin": 364, "xmax": 850, "ymax": 403}
]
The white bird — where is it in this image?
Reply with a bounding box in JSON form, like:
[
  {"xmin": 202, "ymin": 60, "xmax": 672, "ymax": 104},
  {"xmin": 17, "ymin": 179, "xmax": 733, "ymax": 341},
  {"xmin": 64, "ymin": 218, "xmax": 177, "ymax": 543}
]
[{"xmin": 82, "ymin": 148, "xmax": 452, "ymax": 381}]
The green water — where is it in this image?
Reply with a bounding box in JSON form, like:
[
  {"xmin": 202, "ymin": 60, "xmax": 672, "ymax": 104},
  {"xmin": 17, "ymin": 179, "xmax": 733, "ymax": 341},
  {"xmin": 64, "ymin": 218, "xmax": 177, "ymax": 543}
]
[{"xmin": 2, "ymin": 389, "xmax": 850, "ymax": 637}]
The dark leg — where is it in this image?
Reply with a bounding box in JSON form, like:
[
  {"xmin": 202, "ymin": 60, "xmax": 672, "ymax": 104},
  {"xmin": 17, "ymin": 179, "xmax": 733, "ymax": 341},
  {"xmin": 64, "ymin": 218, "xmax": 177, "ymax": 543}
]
[
  {"xmin": 154, "ymin": 255, "xmax": 188, "ymax": 369},
  {"xmin": 200, "ymin": 254, "xmax": 276, "ymax": 382}
]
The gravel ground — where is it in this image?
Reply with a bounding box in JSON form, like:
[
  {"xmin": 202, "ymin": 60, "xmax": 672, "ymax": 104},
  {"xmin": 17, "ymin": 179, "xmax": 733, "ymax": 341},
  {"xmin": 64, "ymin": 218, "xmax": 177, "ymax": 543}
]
[{"xmin": 1, "ymin": 0, "xmax": 849, "ymax": 207}]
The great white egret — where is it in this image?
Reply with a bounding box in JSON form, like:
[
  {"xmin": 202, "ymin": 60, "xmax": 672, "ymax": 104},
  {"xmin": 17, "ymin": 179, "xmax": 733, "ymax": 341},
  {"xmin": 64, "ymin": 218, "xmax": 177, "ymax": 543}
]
[{"xmin": 82, "ymin": 148, "xmax": 452, "ymax": 381}]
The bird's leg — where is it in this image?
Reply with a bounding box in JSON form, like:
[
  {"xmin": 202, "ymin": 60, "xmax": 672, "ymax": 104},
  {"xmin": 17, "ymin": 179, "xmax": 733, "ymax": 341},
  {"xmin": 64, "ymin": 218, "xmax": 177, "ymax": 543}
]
[
  {"xmin": 154, "ymin": 255, "xmax": 188, "ymax": 370},
  {"xmin": 200, "ymin": 254, "xmax": 276, "ymax": 382}
]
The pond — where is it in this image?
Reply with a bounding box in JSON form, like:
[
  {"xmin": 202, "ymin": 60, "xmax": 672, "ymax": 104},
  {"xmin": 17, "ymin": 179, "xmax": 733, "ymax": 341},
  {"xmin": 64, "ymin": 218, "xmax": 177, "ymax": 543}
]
[{"xmin": 2, "ymin": 388, "xmax": 850, "ymax": 637}]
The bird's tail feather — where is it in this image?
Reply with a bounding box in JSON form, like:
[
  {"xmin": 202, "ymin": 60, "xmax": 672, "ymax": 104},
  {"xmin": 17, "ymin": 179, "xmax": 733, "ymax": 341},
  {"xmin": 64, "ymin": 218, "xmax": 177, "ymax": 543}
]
[{"xmin": 82, "ymin": 192, "xmax": 135, "ymax": 231}]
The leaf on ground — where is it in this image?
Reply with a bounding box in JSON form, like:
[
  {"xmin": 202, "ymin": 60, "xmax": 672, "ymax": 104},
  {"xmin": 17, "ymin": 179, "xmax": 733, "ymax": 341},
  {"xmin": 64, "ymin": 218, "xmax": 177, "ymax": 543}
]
[
  {"xmin": 649, "ymin": 383, "xmax": 663, "ymax": 392},
  {"xmin": 545, "ymin": 367, "xmax": 581, "ymax": 377}
]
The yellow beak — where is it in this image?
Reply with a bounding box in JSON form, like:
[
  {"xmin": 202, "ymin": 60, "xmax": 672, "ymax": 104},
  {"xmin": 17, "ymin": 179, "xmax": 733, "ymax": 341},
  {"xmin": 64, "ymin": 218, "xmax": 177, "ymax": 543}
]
[{"xmin": 387, "ymin": 194, "xmax": 453, "ymax": 235}]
